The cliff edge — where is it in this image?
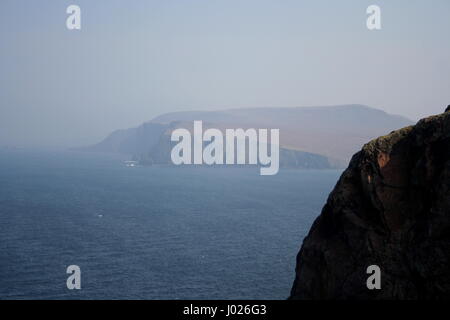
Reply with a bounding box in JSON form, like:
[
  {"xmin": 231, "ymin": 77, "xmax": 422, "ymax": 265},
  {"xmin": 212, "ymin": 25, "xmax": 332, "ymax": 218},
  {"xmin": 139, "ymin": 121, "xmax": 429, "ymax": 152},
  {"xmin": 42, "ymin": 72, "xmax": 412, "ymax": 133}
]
[{"xmin": 290, "ymin": 108, "xmax": 450, "ymax": 299}]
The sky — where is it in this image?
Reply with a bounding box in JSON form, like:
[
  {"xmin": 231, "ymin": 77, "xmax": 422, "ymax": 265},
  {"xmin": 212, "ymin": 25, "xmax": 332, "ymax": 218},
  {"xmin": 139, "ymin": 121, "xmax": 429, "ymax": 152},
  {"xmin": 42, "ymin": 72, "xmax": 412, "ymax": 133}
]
[{"xmin": 0, "ymin": 0, "xmax": 449, "ymax": 147}]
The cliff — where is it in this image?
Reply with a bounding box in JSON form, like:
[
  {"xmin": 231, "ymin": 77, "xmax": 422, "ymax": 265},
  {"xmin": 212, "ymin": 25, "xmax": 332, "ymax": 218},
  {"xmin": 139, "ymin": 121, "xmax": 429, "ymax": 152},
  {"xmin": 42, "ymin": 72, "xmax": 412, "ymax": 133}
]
[
  {"xmin": 290, "ymin": 108, "xmax": 450, "ymax": 299},
  {"xmin": 82, "ymin": 105, "xmax": 412, "ymax": 168}
]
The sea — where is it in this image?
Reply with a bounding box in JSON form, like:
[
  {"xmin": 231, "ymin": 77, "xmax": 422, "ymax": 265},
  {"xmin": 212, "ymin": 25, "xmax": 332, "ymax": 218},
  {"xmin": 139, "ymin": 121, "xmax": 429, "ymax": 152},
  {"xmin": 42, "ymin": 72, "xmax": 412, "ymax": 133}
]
[{"xmin": 0, "ymin": 148, "xmax": 341, "ymax": 299}]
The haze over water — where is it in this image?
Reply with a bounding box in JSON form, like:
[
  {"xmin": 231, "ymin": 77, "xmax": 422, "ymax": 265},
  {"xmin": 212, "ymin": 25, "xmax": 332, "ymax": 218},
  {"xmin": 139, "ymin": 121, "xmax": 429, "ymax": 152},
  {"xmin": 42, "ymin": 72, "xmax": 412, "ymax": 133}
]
[{"xmin": 0, "ymin": 148, "xmax": 341, "ymax": 299}]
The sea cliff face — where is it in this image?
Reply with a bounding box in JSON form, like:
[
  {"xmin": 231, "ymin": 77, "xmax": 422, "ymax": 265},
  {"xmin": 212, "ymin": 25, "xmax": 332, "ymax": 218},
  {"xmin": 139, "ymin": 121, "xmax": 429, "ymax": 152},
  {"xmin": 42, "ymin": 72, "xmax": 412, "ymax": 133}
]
[
  {"xmin": 290, "ymin": 108, "xmax": 450, "ymax": 299},
  {"xmin": 81, "ymin": 105, "xmax": 412, "ymax": 169}
]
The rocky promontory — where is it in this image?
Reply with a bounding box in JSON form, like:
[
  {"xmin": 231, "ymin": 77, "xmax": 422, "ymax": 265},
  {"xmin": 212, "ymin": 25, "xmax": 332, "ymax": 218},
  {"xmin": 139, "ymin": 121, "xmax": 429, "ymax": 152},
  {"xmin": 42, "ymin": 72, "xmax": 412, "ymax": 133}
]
[{"xmin": 290, "ymin": 108, "xmax": 450, "ymax": 299}]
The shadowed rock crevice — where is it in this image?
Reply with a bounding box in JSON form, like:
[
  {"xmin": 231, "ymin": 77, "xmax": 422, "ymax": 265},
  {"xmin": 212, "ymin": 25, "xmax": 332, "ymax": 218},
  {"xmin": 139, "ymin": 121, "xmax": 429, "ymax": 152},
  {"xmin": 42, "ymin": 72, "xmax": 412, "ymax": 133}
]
[{"xmin": 290, "ymin": 109, "xmax": 450, "ymax": 299}]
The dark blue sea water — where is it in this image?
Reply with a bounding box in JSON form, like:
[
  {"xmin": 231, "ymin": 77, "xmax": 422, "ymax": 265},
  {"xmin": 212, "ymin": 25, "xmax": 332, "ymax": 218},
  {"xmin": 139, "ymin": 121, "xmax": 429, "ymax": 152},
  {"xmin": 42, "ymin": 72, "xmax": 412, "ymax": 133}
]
[{"xmin": 0, "ymin": 148, "xmax": 341, "ymax": 299}]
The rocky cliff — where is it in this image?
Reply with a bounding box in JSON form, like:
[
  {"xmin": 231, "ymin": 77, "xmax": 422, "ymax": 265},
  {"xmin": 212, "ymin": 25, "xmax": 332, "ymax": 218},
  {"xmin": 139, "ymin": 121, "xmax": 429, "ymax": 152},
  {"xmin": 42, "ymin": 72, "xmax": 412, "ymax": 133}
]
[
  {"xmin": 82, "ymin": 105, "xmax": 412, "ymax": 167},
  {"xmin": 290, "ymin": 108, "xmax": 450, "ymax": 299}
]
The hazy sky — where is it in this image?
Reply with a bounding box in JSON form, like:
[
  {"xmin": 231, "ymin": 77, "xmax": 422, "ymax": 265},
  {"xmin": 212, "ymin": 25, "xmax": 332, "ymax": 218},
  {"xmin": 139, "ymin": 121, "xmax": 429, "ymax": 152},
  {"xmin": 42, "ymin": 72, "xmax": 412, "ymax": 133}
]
[{"xmin": 1, "ymin": 0, "xmax": 449, "ymax": 147}]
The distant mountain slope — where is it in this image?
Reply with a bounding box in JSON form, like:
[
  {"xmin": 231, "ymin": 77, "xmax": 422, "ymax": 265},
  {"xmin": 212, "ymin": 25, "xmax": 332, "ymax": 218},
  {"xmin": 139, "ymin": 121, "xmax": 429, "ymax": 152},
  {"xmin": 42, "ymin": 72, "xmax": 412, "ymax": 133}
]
[
  {"xmin": 82, "ymin": 105, "xmax": 413, "ymax": 168},
  {"xmin": 81, "ymin": 122, "xmax": 168, "ymax": 155},
  {"xmin": 150, "ymin": 105, "xmax": 412, "ymax": 162},
  {"xmin": 153, "ymin": 105, "xmax": 410, "ymax": 133}
]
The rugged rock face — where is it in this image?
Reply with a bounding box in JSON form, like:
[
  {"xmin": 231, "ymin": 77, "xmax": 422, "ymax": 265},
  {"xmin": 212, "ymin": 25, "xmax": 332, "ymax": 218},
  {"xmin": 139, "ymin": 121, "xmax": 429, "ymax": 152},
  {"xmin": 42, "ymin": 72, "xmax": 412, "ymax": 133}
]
[{"xmin": 290, "ymin": 109, "xmax": 450, "ymax": 299}]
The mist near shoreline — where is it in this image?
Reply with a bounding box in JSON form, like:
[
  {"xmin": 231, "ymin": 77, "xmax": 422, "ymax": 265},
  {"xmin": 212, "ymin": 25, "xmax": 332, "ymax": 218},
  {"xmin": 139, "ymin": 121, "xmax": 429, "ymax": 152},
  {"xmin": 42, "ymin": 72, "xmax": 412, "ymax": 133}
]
[{"xmin": 1, "ymin": 0, "xmax": 449, "ymax": 147}]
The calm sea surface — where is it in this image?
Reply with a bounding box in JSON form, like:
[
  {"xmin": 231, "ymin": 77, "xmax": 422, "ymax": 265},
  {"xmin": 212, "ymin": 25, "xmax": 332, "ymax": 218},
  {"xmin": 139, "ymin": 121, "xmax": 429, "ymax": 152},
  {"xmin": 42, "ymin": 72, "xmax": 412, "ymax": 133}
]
[{"xmin": 0, "ymin": 149, "xmax": 341, "ymax": 299}]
